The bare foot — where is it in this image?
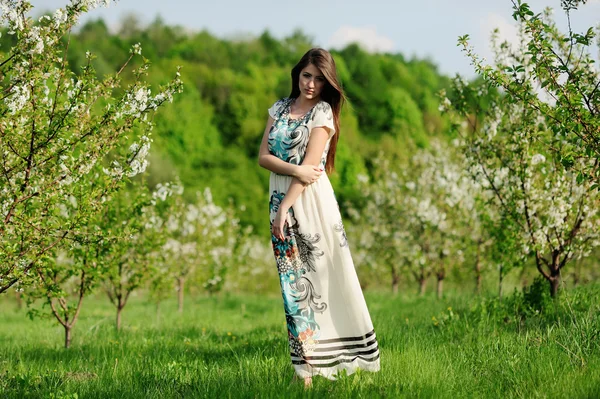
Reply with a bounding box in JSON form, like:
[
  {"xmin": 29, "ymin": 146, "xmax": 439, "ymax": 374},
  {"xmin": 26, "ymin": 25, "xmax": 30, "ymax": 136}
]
[
  {"xmin": 303, "ymin": 376, "xmax": 312, "ymax": 388},
  {"xmin": 291, "ymin": 374, "xmax": 313, "ymax": 389}
]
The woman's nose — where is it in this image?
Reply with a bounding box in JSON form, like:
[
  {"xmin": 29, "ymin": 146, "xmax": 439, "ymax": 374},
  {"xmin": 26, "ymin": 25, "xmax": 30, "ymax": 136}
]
[{"xmin": 307, "ymin": 79, "xmax": 315, "ymax": 88}]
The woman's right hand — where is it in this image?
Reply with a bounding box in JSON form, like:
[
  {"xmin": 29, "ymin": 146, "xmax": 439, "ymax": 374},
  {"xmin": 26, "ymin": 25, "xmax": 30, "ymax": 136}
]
[{"xmin": 295, "ymin": 164, "xmax": 323, "ymax": 185}]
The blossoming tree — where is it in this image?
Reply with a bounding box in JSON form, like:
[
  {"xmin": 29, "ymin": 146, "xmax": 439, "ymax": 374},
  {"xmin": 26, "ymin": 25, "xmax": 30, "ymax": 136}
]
[
  {"xmin": 460, "ymin": 1, "xmax": 600, "ymax": 186},
  {"xmin": 0, "ymin": 0, "xmax": 182, "ymax": 296},
  {"xmin": 447, "ymin": 1, "xmax": 600, "ymax": 296},
  {"xmin": 160, "ymin": 185, "xmax": 244, "ymax": 311},
  {"xmin": 100, "ymin": 179, "xmax": 175, "ymax": 331},
  {"xmin": 352, "ymin": 140, "xmax": 480, "ymax": 297}
]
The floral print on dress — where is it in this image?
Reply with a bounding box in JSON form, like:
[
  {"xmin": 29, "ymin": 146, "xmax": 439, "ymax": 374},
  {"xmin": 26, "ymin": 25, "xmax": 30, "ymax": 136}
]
[
  {"xmin": 333, "ymin": 219, "xmax": 348, "ymax": 248},
  {"xmin": 267, "ymin": 97, "xmax": 335, "ymax": 171},
  {"xmin": 269, "ymin": 190, "xmax": 327, "ymax": 357}
]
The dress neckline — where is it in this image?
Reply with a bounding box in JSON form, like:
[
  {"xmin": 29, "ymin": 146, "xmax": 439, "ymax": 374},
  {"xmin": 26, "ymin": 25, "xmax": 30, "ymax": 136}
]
[{"xmin": 285, "ymin": 97, "xmax": 319, "ymax": 122}]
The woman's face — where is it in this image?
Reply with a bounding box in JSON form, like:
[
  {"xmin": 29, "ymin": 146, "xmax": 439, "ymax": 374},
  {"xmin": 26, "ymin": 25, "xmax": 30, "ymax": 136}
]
[{"xmin": 298, "ymin": 63, "xmax": 326, "ymax": 101}]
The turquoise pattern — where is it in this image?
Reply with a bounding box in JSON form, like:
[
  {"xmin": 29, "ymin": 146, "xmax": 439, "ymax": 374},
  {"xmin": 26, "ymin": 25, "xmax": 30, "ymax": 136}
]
[
  {"xmin": 269, "ymin": 188, "xmax": 326, "ymax": 357},
  {"xmin": 267, "ymin": 97, "xmax": 332, "ymax": 170}
]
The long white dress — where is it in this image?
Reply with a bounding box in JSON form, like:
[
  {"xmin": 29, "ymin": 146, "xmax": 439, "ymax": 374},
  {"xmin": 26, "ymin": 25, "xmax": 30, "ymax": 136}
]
[{"xmin": 267, "ymin": 97, "xmax": 381, "ymax": 380}]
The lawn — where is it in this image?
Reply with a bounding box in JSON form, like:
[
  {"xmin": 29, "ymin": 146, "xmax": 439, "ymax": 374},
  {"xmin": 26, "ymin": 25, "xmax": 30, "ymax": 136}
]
[{"xmin": 1, "ymin": 286, "xmax": 599, "ymax": 398}]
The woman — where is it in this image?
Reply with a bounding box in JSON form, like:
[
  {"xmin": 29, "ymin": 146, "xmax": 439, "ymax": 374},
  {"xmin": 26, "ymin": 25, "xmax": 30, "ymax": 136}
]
[{"xmin": 258, "ymin": 48, "xmax": 380, "ymax": 387}]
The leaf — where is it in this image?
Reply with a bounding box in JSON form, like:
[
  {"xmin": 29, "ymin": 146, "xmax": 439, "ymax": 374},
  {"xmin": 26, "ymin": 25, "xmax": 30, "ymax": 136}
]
[{"xmin": 561, "ymin": 156, "xmax": 575, "ymax": 168}]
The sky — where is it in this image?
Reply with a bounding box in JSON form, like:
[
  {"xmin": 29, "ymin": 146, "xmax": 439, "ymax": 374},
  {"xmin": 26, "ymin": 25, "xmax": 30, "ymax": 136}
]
[{"xmin": 30, "ymin": 0, "xmax": 600, "ymax": 77}]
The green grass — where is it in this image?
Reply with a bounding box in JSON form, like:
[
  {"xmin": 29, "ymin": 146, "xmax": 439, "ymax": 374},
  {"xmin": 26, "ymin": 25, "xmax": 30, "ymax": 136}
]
[{"xmin": 1, "ymin": 287, "xmax": 599, "ymax": 398}]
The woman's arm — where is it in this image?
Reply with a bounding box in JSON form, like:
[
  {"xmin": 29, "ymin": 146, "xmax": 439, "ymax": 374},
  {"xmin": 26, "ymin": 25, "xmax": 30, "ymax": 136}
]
[
  {"xmin": 258, "ymin": 117, "xmax": 323, "ymax": 183},
  {"xmin": 272, "ymin": 127, "xmax": 329, "ymax": 241}
]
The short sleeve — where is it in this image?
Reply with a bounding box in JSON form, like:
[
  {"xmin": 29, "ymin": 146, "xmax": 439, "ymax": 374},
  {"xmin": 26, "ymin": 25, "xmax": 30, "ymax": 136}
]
[
  {"xmin": 268, "ymin": 98, "xmax": 287, "ymax": 120},
  {"xmin": 310, "ymin": 101, "xmax": 336, "ymax": 139}
]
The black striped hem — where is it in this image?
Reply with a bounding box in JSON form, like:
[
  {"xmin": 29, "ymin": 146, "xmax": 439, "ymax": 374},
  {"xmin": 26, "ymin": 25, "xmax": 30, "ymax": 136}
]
[
  {"xmin": 313, "ymin": 337, "xmax": 378, "ymax": 353},
  {"xmin": 291, "ymin": 345, "xmax": 379, "ymax": 361},
  {"xmin": 316, "ymin": 329, "xmax": 376, "ymax": 344},
  {"xmin": 292, "ymin": 352, "xmax": 380, "ymax": 368}
]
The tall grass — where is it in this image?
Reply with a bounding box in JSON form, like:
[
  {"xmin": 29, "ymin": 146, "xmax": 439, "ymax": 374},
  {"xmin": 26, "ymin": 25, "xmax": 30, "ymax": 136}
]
[{"xmin": 1, "ymin": 284, "xmax": 599, "ymax": 398}]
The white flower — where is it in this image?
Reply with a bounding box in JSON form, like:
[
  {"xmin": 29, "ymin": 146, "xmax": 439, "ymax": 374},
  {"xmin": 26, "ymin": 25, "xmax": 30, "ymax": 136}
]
[
  {"xmin": 4, "ymin": 83, "xmax": 30, "ymax": 114},
  {"xmin": 203, "ymin": 187, "xmax": 213, "ymax": 203},
  {"xmin": 531, "ymin": 154, "xmax": 546, "ymax": 165},
  {"xmin": 53, "ymin": 8, "xmax": 68, "ymax": 28},
  {"xmin": 78, "ymin": 0, "xmax": 112, "ymax": 9},
  {"xmin": 131, "ymin": 43, "xmax": 142, "ymax": 55},
  {"xmin": 438, "ymin": 96, "xmax": 451, "ymax": 112},
  {"xmin": 122, "ymin": 87, "xmax": 151, "ymax": 117},
  {"xmin": 102, "ymin": 160, "xmax": 124, "ymax": 177},
  {"xmin": 27, "ymin": 27, "xmax": 45, "ymax": 54},
  {"xmin": 128, "ymin": 159, "xmax": 148, "ymax": 177},
  {"xmin": 128, "ymin": 143, "xmax": 139, "ymax": 153},
  {"xmin": 68, "ymin": 195, "xmax": 77, "ymax": 208},
  {"xmin": 153, "ymin": 183, "xmax": 173, "ymax": 202},
  {"xmin": 357, "ymin": 174, "xmax": 369, "ymax": 184},
  {"xmin": 127, "ymin": 136, "xmax": 151, "ymax": 177}
]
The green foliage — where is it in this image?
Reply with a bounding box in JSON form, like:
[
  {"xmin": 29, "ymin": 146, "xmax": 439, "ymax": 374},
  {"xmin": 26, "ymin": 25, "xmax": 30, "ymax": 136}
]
[
  {"xmin": 522, "ymin": 276, "xmax": 555, "ymax": 315},
  {"xmin": 386, "ymin": 87, "xmax": 427, "ymax": 146},
  {"xmin": 54, "ymin": 15, "xmax": 454, "ymax": 234},
  {"xmin": 469, "ymin": 279, "xmax": 600, "ymax": 331}
]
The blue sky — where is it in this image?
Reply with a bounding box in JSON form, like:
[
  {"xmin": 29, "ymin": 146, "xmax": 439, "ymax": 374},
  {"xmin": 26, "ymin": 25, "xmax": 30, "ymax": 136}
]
[{"xmin": 31, "ymin": 0, "xmax": 600, "ymax": 77}]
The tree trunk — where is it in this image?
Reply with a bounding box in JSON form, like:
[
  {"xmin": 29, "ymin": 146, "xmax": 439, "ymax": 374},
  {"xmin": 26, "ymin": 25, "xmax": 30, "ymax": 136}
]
[
  {"xmin": 419, "ymin": 278, "xmax": 426, "ymax": 296},
  {"xmin": 15, "ymin": 291, "xmax": 23, "ymax": 309},
  {"xmin": 498, "ymin": 263, "xmax": 503, "ymax": 299},
  {"xmin": 474, "ymin": 240, "xmax": 482, "ymax": 295},
  {"xmin": 64, "ymin": 325, "xmax": 72, "ymax": 349},
  {"xmin": 436, "ymin": 276, "xmax": 444, "ymax": 299},
  {"xmin": 549, "ymin": 252, "xmax": 561, "ymax": 298},
  {"xmin": 391, "ymin": 266, "xmax": 399, "ymax": 295},
  {"xmin": 116, "ymin": 305, "xmax": 123, "ymax": 331},
  {"xmin": 550, "ymin": 277, "xmax": 559, "ymax": 297},
  {"xmin": 437, "ymin": 251, "xmax": 446, "ymax": 300},
  {"xmin": 46, "ymin": 269, "xmax": 86, "ymax": 349},
  {"xmin": 178, "ymin": 277, "xmax": 185, "ymax": 313}
]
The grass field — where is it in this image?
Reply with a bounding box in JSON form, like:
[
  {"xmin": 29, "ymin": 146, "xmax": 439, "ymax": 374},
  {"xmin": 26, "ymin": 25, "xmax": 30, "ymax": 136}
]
[{"xmin": 1, "ymin": 285, "xmax": 599, "ymax": 398}]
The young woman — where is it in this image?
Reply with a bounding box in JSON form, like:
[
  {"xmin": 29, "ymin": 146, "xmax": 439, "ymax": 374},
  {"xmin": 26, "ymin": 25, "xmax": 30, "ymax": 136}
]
[{"xmin": 258, "ymin": 48, "xmax": 380, "ymax": 388}]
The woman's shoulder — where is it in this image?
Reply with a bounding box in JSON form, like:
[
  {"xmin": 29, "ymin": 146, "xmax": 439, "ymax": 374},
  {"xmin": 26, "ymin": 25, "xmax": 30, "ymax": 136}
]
[
  {"xmin": 312, "ymin": 100, "xmax": 333, "ymax": 118},
  {"xmin": 268, "ymin": 97, "xmax": 291, "ymax": 119},
  {"xmin": 273, "ymin": 97, "xmax": 291, "ymax": 107},
  {"xmin": 315, "ymin": 100, "xmax": 332, "ymax": 113}
]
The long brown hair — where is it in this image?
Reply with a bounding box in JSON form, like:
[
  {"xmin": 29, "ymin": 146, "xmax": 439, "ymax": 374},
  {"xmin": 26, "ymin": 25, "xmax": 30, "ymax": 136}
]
[{"xmin": 289, "ymin": 48, "xmax": 346, "ymax": 174}]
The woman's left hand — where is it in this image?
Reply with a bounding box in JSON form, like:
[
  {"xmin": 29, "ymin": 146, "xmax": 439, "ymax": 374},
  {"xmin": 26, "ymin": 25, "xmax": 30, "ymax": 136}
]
[{"xmin": 272, "ymin": 207, "xmax": 288, "ymax": 241}]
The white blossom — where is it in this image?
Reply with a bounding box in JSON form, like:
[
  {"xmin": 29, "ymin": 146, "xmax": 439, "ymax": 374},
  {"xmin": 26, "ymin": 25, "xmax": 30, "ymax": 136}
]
[
  {"xmin": 131, "ymin": 43, "xmax": 142, "ymax": 55},
  {"xmin": 531, "ymin": 154, "xmax": 546, "ymax": 165},
  {"xmin": 5, "ymin": 83, "xmax": 30, "ymax": 114}
]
